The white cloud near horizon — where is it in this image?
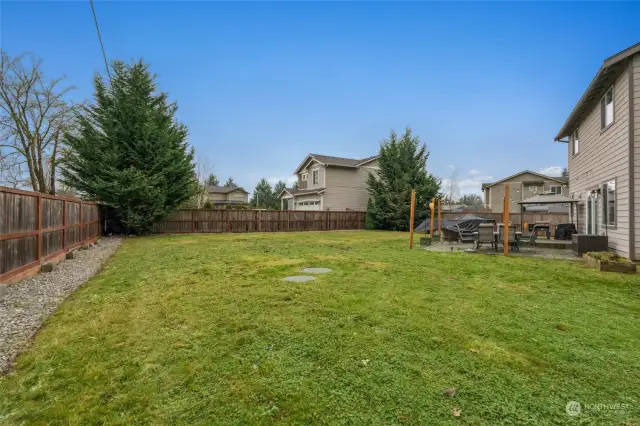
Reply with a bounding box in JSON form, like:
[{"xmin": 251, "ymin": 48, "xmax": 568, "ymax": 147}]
[
  {"xmin": 266, "ymin": 175, "xmax": 297, "ymax": 186},
  {"xmin": 441, "ymin": 175, "xmax": 493, "ymax": 197},
  {"xmin": 539, "ymin": 166, "xmax": 564, "ymax": 176},
  {"xmin": 468, "ymin": 169, "xmax": 482, "ymax": 176}
]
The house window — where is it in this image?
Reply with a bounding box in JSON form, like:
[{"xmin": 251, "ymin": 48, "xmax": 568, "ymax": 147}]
[
  {"xmin": 601, "ymin": 86, "xmax": 614, "ymax": 129},
  {"xmin": 301, "ymin": 173, "xmax": 308, "ymax": 181},
  {"xmin": 528, "ymin": 186, "xmax": 537, "ymax": 193},
  {"xmin": 572, "ymin": 128, "xmax": 579, "ymax": 155},
  {"xmin": 550, "ymin": 186, "xmax": 562, "ymax": 194},
  {"xmin": 602, "ymin": 179, "xmax": 616, "ymax": 226},
  {"xmin": 312, "ymin": 169, "xmax": 319, "ymax": 185}
]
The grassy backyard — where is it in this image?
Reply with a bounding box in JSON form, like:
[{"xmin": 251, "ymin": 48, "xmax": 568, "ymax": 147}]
[{"xmin": 0, "ymin": 231, "xmax": 638, "ymax": 424}]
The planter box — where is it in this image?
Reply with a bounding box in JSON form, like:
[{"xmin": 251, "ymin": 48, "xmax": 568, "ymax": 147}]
[{"xmin": 583, "ymin": 254, "xmax": 637, "ymax": 274}]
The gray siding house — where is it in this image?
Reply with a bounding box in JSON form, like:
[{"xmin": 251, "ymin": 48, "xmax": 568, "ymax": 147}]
[
  {"xmin": 554, "ymin": 42, "xmax": 640, "ymax": 260},
  {"xmin": 204, "ymin": 186, "xmax": 249, "ymax": 206},
  {"xmin": 482, "ymin": 171, "xmax": 569, "ymax": 213},
  {"xmin": 278, "ymin": 154, "xmax": 378, "ymax": 211}
]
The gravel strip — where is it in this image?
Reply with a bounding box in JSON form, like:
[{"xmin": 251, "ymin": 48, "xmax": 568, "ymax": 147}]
[{"xmin": 0, "ymin": 237, "xmax": 122, "ymax": 374}]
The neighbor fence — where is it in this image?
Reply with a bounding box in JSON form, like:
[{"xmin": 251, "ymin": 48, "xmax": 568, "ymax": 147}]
[
  {"xmin": 0, "ymin": 187, "xmax": 101, "ymax": 283},
  {"xmin": 154, "ymin": 209, "xmax": 366, "ymax": 233}
]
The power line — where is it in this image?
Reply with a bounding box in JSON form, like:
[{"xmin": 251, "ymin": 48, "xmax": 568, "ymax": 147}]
[{"xmin": 89, "ymin": 0, "xmax": 111, "ymax": 79}]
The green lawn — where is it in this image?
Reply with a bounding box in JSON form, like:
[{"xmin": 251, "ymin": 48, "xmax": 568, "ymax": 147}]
[{"xmin": 1, "ymin": 231, "xmax": 639, "ymax": 425}]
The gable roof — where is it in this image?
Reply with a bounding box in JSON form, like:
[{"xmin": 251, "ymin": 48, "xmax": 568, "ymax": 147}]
[
  {"xmin": 205, "ymin": 185, "xmax": 248, "ymax": 194},
  {"xmin": 555, "ymin": 41, "xmax": 640, "ymax": 141},
  {"xmin": 277, "ymin": 187, "xmax": 325, "ymax": 198},
  {"xmin": 294, "ymin": 153, "xmax": 378, "ymax": 174},
  {"xmin": 481, "ymin": 170, "xmax": 567, "ymax": 190}
]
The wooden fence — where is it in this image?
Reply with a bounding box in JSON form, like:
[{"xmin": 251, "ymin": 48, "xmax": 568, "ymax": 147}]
[
  {"xmin": 155, "ymin": 209, "xmax": 366, "ymax": 234},
  {"xmin": 0, "ymin": 187, "xmax": 101, "ymax": 283}
]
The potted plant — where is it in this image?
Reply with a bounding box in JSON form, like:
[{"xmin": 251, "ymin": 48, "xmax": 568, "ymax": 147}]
[{"xmin": 583, "ymin": 251, "xmax": 637, "ymax": 274}]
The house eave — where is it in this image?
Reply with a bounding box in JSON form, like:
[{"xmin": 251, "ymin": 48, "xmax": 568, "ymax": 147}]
[{"xmin": 555, "ymin": 42, "xmax": 640, "ymax": 141}]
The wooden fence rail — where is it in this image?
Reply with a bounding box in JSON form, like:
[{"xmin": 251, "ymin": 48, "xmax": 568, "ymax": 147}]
[
  {"xmin": 0, "ymin": 187, "xmax": 101, "ymax": 283},
  {"xmin": 154, "ymin": 209, "xmax": 367, "ymax": 234}
]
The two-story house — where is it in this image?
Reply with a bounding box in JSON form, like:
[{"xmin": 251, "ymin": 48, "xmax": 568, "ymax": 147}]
[
  {"xmin": 204, "ymin": 185, "xmax": 249, "ymax": 206},
  {"xmin": 278, "ymin": 154, "xmax": 378, "ymax": 211},
  {"xmin": 554, "ymin": 42, "xmax": 640, "ymax": 260},
  {"xmin": 482, "ymin": 170, "xmax": 569, "ymax": 213}
]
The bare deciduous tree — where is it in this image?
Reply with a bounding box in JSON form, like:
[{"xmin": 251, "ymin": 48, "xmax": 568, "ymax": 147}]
[{"xmin": 0, "ymin": 51, "xmax": 79, "ymax": 193}]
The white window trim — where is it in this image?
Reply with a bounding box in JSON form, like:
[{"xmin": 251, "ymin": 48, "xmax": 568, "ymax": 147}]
[
  {"xmin": 312, "ymin": 169, "xmax": 319, "ymax": 185},
  {"xmin": 602, "ymin": 179, "xmax": 616, "ymax": 228},
  {"xmin": 600, "ymin": 85, "xmax": 614, "ymax": 131},
  {"xmin": 572, "ymin": 128, "xmax": 579, "ymax": 156},
  {"xmin": 301, "ymin": 173, "xmax": 308, "ymax": 182},
  {"xmin": 550, "ymin": 185, "xmax": 562, "ymax": 194}
]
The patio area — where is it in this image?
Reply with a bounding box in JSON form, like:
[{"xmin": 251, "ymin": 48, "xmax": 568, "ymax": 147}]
[{"xmin": 422, "ymin": 239, "xmax": 579, "ymax": 261}]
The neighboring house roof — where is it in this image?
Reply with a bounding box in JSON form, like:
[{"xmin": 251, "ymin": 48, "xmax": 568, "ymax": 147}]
[
  {"xmin": 294, "ymin": 153, "xmax": 378, "ymax": 174},
  {"xmin": 555, "ymin": 41, "xmax": 640, "ymax": 141},
  {"xmin": 278, "ymin": 187, "xmax": 326, "ymax": 198},
  {"xmin": 204, "ymin": 185, "xmax": 248, "ymax": 194},
  {"xmin": 481, "ymin": 170, "xmax": 568, "ymax": 190},
  {"xmin": 518, "ymin": 193, "xmax": 577, "ymax": 205}
]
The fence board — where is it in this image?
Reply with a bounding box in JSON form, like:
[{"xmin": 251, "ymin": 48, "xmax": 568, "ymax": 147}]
[
  {"xmin": 0, "ymin": 187, "xmax": 102, "ymax": 283},
  {"xmin": 156, "ymin": 209, "xmax": 366, "ymax": 234}
]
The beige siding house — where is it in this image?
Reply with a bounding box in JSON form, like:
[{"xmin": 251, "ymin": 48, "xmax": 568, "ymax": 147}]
[
  {"xmin": 482, "ymin": 171, "xmax": 569, "ymax": 213},
  {"xmin": 204, "ymin": 186, "xmax": 249, "ymax": 206},
  {"xmin": 554, "ymin": 42, "xmax": 640, "ymax": 260},
  {"xmin": 278, "ymin": 154, "xmax": 378, "ymax": 211}
]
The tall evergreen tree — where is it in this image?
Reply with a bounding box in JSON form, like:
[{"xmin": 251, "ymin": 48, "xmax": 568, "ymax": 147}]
[
  {"xmin": 366, "ymin": 128, "xmax": 440, "ymax": 230},
  {"xmin": 61, "ymin": 60, "xmax": 196, "ymax": 233},
  {"xmin": 205, "ymin": 174, "xmax": 219, "ymax": 187},
  {"xmin": 224, "ymin": 177, "xmax": 236, "ymax": 187},
  {"xmin": 250, "ymin": 178, "xmax": 276, "ymax": 209}
]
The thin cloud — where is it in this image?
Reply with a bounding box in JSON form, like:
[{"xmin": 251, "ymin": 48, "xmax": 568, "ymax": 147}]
[
  {"xmin": 267, "ymin": 176, "xmax": 297, "ymax": 186},
  {"xmin": 539, "ymin": 166, "xmax": 564, "ymax": 176},
  {"xmin": 468, "ymin": 169, "xmax": 482, "ymax": 176}
]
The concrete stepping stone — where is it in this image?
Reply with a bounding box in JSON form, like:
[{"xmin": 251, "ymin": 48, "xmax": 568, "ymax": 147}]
[
  {"xmin": 301, "ymin": 268, "xmax": 332, "ymax": 274},
  {"xmin": 283, "ymin": 275, "xmax": 316, "ymax": 282}
]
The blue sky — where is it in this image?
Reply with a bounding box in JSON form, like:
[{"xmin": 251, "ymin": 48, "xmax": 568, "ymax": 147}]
[{"xmin": 1, "ymin": 1, "xmax": 639, "ymax": 195}]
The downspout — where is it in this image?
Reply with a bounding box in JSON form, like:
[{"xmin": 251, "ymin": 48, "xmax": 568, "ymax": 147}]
[{"xmin": 628, "ymin": 58, "xmax": 636, "ymax": 260}]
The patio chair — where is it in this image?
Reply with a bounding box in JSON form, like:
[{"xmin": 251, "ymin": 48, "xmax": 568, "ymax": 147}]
[
  {"xmin": 475, "ymin": 223, "xmax": 495, "ymax": 250},
  {"xmin": 456, "ymin": 226, "xmax": 476, "ymax": 244},
  {"xmin": 518, "ymin": 230, "xmax": 538, "ymax": 246},
  {"xmin": 496, "ymin": 225, "xmax": 518, "ymax": 252}
]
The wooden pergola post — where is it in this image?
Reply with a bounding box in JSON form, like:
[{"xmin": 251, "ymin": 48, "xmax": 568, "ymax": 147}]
[{"xmin": 409, "ymin": 189, "xmax": 416, "ymax": 249}]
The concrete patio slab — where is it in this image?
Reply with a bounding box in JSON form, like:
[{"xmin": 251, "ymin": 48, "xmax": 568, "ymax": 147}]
[{"xmin": 421, "ymin": 241, "xmax": 580, "ymax": 261}]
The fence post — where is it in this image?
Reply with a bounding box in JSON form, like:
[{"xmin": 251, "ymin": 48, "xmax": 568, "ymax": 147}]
[
  {"xmin": 79, "ymin": 201, "xmax": 83, "ymax": 241},
  {"xmin": 191, "ymin": 210, "xmax": 196, "ymax": 233},
  {"xmin": 258, "ymin": 210, "xmax": 262, "ymax": 232},
  {"xmin": 62, "ymin": 199, "xmax": 66, "ymax": 250},
  {"xmin": 287, "ymin": 211, "xmax": 290, "ymax": 232},
  {"xmin": 36, "ymin": 194, "xmax": 42, "ymax": 262}
]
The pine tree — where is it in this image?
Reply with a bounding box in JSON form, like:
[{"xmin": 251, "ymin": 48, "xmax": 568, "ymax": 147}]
[
  {"xmin": 61, "ymin": 60, "xmax": 196, "ymax": 233},
  {"xmin": 224, "ymin": 177, "xmax": 236, "ymax": 187},
  {"xmin": 273, "ymin": 180, "xmax": 286, "ymax": 196},
  {"xmin": 205, "ymin": 174, "xmax": 219, "ymax": 187},
  {"xmin": 366, "ymin": 128, "xmax": 440, "ymax": 230},
  {"xmin": 250, "ymin": 178, "xmax": 276, "ymax": 209}
]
